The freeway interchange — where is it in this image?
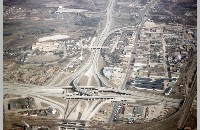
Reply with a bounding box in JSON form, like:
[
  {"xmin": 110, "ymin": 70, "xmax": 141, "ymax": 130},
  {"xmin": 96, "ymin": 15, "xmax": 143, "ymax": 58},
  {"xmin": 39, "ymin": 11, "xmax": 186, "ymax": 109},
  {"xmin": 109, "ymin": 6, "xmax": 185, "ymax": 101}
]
[{"xmin": 3, "ymin": 0, "xmax": 187, "ymax": 129}]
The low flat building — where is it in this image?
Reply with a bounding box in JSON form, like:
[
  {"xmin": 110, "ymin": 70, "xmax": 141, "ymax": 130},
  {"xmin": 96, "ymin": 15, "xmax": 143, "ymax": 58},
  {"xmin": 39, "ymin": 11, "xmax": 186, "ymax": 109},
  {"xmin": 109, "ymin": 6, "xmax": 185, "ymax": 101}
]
[
  {"xmin": 103, "ymin": 67, "xmax": 112, "ymax": 79},
  {"xmin": 32, "ymin": 42, "xmax": 60, "ymax": 52}
]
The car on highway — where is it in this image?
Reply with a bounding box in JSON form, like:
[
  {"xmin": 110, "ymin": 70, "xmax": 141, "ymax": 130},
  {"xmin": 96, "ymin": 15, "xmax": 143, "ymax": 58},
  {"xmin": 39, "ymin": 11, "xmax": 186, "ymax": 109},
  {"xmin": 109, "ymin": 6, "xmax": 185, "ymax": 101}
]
[
  {"xmin": 118, "ymin": 105, "xmax": 122, "ymax": 108},
  {"xmin": 60, "ymin": 127, "xmax": 66, "ymax": 130},
  {"xmin": 113, "ymin": 117, "xmax": 118, "ymax": 121},
  {"xmin": 117, "ymin": 108, "xmax": 120, "ymax": 110}
]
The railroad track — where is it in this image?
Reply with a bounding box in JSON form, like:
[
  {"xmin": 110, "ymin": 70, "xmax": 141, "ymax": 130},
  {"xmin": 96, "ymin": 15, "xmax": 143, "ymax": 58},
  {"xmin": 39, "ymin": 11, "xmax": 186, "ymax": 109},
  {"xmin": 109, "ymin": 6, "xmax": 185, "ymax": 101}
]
[
  {"xmin": 177, "ymin": 73, "xmax": 197, "ymax": 129},
  {"xmin": 141, "ymin": 58, "xmax": 197, "ymax": 130}
]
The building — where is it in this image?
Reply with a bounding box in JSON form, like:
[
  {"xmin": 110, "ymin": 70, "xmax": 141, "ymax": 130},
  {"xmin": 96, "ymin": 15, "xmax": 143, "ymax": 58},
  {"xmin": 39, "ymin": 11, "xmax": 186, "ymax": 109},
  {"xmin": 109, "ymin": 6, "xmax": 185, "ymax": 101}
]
[
  {"xmin": 32, "ymin": 42, "xmax": 60, "ymax": 52},
  {"xmin": 103, "ymin": 67, "xmax": 112, "ymax": 79}
]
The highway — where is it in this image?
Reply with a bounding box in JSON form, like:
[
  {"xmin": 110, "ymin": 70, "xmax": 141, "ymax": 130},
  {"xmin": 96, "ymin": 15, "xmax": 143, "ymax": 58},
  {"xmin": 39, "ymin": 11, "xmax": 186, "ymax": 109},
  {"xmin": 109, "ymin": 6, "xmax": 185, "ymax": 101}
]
[
  {"xmin": 66, "ymin": 0, "xmax": 116, "ymax": 89},
  {"xmin": 109, "ymin": 0, "xmax": 159, "ymax": 123},
  {"xmin": 4, "ymin": 85, "xmax": 180, "ymax": 102},
  {"xmin": 4, "ymin": 81, "xmax": 181, "ymax": 124},
  {"xmin": 34, "ymin": 95, "xmax": 66, "ymax": 119},
  {"xmin": 45, "ymin": 0, "xmax": 117, "ymax": 101},
  {"xmin": 4, "ymin": 85, "xmax": 181, "ymax": 108},
  {"xmin": 3, "ymin": 0, "xmax": 186, "ymax": 128}
]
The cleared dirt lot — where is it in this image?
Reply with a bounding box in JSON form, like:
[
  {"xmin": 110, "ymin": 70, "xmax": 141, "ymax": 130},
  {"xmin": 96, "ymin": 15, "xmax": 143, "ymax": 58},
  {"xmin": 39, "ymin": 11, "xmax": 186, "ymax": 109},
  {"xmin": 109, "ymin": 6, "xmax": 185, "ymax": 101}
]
[{"xmin": 26, "ymin": 54, "xmax": 61, "ymax": 63}]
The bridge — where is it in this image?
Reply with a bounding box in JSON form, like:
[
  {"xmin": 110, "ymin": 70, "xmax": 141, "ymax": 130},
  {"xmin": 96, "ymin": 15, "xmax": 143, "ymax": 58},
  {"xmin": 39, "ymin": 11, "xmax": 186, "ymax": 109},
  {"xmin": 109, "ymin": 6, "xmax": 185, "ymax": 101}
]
[
  {"xmin": 82, "ymin": 46, "xmax": 110, "ymax": 49},
  {"xmin": 4, "ymin": 84, "xmax": 181, "ymax": 107}
]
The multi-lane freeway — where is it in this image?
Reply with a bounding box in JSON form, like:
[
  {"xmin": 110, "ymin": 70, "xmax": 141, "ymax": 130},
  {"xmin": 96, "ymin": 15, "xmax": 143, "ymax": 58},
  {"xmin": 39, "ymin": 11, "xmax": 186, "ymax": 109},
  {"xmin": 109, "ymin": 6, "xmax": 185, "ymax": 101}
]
[
  {"xmin": 4, "ymin": 85, "xmax": 180, "ymax": 105},
  {"xmin": 66, "ymin": 0, "xmax": 116, "ymax": 90},
  {"xmin": 3, "ymin": 0, "xmax": 188, "ymax": 129}
]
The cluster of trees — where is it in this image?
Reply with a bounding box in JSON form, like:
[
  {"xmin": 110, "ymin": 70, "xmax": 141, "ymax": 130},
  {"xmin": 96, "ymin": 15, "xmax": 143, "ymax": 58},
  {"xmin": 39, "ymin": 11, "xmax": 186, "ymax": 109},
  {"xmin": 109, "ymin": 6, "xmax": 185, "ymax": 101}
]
[
  {"xmin": 108, "ymin": 52, "xmax": 122, "ymax": 64},
  {"xmin": 4, "ymin": 0, "xmax": 28, "ymax": 6},
  {"xmin": 74, "ymin": 14, "xmax": 100, "ymax": 27}
]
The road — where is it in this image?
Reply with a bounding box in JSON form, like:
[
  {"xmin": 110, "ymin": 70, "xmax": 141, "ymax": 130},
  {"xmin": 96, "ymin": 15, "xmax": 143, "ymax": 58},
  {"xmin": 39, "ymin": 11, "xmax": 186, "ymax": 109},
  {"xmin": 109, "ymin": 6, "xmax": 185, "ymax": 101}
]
[
  {"xmin": 3, "ymin": 0, "xmax": 185, "ymax": 127},
  {"xmin": 4, "ymin": 85, "xmax": 181, "ymax": 111},
  {"xmin": 4, "ymin": 85, "xmax": 180, "ymax": 103},
  {"xmin": 66, "ymin": 0, "xmax": 116, "ymax": 90},
  {"xmin": 34, "ymin": 95, "xmax": 66, "ymax": 119},
  {"xmin": 109, "ymin": 0, "xmax": 159, "ymax": 123},
  {"xmin": 82, "ymin": 100, "xmax": 100, "ymax": 120},
  {"xmin": 4, "ymin": 113, "xmax": 88, "ymax": 129},
  {"xmin": 46, "ymin": 58, "xmax": 77, "ymax": 87},
  {"xmin": 4, "ymin": 81, "xmax": 182, "ymax": 123},
  {"xmin": 86, "ymin": 99, "xmax": 113, "ymax": 121}
]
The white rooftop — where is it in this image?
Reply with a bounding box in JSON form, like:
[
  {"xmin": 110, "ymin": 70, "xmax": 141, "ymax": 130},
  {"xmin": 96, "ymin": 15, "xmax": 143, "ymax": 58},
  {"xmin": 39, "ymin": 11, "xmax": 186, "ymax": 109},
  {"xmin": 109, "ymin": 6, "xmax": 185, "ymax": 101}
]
[{"xmin": 38, "ymin": 35, "xmax": 69, "ymax": 42}]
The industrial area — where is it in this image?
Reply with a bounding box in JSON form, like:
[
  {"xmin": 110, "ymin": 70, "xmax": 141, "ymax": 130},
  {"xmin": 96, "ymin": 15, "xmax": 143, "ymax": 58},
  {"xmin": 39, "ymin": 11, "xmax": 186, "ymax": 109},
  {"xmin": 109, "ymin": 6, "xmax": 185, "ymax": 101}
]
[{"xmin": 3, "ymin": 0, "xmax": 197, "ymax": 130}]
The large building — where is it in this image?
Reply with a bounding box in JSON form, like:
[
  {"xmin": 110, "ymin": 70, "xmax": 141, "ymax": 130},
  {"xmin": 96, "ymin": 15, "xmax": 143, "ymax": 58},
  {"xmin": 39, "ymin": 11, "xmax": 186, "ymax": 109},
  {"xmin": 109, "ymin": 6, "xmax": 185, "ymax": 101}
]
[{"xmin": 32, "ymin": 42, "xmax": 60, "ymax": 52}]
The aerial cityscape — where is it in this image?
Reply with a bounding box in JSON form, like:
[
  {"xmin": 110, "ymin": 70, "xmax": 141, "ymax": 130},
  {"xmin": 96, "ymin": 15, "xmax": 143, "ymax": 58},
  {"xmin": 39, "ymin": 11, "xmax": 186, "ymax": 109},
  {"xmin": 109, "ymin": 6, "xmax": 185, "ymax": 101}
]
[{"xmin": 3, "ymin": 0, "xmax": 197, "ymax": 130}]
